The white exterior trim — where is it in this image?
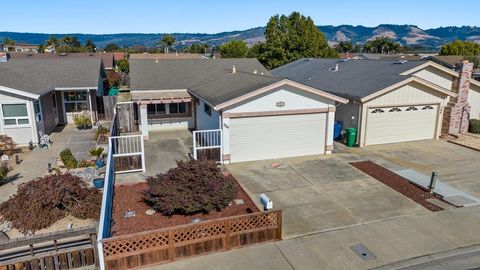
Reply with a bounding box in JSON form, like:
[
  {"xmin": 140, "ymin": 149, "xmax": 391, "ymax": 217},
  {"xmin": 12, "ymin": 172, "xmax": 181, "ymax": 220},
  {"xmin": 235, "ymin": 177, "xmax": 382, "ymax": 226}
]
[
  {"xmin": 399, "ymin": 61, "xmax": 459, "ymax": 77},
  {"xmin": 54, "ymin": 87, "xmax": 98, "ymax": 91},
  {"xmin": 0, "ymin": 85, "xmax": 40, "ymax": 99}
]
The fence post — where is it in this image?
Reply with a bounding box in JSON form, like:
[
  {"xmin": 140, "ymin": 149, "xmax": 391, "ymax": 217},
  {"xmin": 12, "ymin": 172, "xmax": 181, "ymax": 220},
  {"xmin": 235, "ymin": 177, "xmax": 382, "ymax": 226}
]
[
  {"xmin": 140, "ymin": 136, "xmax": 146, "ymax": 173},
  {"xmin": 277, "ymin": 211, "xmax": 283, "ymax": 240},
  {"xmin": 225, "ymin": 220, "xmax": 230, "ymax": 251},
  {"xmin": 168, "ymin": 231, "xmax": 175, "ymax": 262},
  {"xmin": 193, "ymin": 131, "xmax": 197, "ymax": 160}
]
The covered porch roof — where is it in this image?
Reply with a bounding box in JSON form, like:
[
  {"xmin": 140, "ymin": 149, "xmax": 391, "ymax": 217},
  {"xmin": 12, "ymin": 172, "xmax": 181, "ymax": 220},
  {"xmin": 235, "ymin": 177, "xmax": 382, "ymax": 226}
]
[{"xmin": 132, "ymin": 90, "xmax": 192, "ymax": 105}]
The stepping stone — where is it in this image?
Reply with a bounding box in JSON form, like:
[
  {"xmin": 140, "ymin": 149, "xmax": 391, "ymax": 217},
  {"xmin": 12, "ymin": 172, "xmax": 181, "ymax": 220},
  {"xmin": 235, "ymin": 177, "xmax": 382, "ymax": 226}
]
[
  {"xmin": 145, "ymin": 209, "xmax": 156, "ymax": 216},
  {"xmin": 234, "ymin": 199, "xmax": 245, "ymax": 205},
  {"xmin": 426, "ymin": 198, "xmax": 456, "ymax": 210}
]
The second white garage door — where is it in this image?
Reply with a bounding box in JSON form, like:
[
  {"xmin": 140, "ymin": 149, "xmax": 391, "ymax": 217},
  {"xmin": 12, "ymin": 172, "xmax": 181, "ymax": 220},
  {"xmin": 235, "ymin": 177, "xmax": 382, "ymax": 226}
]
[
  {"xmin": 229, "ymin": 113, "xmax": 327, "ymax": 163},
  {"xmin": 365, "ymin": 104, "xmax": 438, "ymax": 145}
]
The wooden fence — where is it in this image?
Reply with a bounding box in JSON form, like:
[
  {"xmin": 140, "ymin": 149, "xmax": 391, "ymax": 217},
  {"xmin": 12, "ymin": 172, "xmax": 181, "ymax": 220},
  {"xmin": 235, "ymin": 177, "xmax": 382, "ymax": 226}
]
[
  {"xmin": 0, "ymin": 226, "xmax": 98, "ymax": 270},
  {"xmin": 101, "ymin": 210, "xmax": 282, "ymax": 270},
  {"xmin": 97, "ymin": 96, "xmax": 118, "ymax": 121},
  {"xmin": 116, "ymin": 103, "xmax": 138, "ymax": 133}
]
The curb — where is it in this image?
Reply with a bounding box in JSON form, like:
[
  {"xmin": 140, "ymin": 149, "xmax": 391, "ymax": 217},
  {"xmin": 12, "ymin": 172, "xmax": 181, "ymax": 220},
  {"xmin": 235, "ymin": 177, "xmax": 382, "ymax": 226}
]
[
  {"xmin": 370, "ymin": 244, "xmax": 480, "ymax": 270},
  {"xmin": 447, "ymin": 140, "xmax": 480, "ymax": 152}
]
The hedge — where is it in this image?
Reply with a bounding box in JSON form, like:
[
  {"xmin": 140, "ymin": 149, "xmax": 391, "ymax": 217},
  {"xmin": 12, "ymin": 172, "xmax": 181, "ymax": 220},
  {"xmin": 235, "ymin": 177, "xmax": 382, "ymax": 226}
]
[{"xmin": 469, "ymin": 119, "xmax": 480, "ymax": 134}]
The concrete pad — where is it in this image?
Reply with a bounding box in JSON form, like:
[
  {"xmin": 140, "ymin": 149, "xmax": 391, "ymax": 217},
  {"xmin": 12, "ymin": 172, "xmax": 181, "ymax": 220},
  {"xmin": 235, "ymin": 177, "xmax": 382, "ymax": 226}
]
[
  {"xmin": 408, "ymin": 206, "xmax": 480, "ymax": 247},
  {"xmin": 365, "ymin": 140, "xmax": 480, "ymax": 198},
  {"xmin": 257, "ymin": 186, "xmax": 359, "ymax": 238},
  {"xmin": 319, "ymin": 178, "xmax": 428, "ymax": 223},
  {"xmin": 154, "ymin": 243, "xmax": 293, "ymax": 270},
  {"xmin": 287, "ymin": 157, "xmax": 369, "ymax": 184},
  {"xmin": 276, "ymin": 229, "xmax": 385, "ymax": 270},
  {"xmin": 227, "ymin": 160, "xmax": 311, "ymax": 194},
  {"xmin": 351, "ymin": 216, "xmax": 457, "ymax": 265}
]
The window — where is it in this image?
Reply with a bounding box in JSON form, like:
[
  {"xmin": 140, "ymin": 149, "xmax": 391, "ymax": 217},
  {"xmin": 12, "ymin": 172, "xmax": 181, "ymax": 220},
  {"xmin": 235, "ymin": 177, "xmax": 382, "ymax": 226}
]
[
  {"xmin": 2, "ymin": 104, "xmax": 29, "ymax": 126},
  {"xmin": 147, "ymin": 104, "xmax": 166, "ymax": 115},
  {"xmin": 34, "ymin": 101, "xmax": 42, "ymax": 122},
  {"xmin": 421, "ymin": 105, "xmax": 434, "ymax": 110},
  {"xmin": 169, "ymin": 103, "xmax": 187, "ymax": 114},
  {"xmin": 204, "ymin": 103, "xmax": 212, "ymax": 116},
  {"xmin": 406, "ymin": 106, "xmax": 418, "ymax": 111},
  {"xmin": 64, "ymin": 91, "xmax": 88, "ymax": 113},
  {"xmin": 388, "ymin": 107, "xmax": 401, "ymax": 112},
  {"xmin": 371, "ymin": 108, "xmax": 385, "ymax": 113}
]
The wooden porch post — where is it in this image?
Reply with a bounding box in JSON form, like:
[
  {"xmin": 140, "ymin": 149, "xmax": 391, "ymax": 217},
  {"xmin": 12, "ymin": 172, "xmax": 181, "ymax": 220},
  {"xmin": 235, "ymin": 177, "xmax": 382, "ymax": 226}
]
[{"xmin": 87, "ymin": 89, "xmax": 94, "ymax": 125}]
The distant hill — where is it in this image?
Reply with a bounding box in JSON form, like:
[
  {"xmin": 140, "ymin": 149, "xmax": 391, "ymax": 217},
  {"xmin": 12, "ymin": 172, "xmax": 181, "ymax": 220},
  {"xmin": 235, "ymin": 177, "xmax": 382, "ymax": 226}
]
[{"xmin": 1, "ymin": 24, "xmax": 479, "ymax": 50}]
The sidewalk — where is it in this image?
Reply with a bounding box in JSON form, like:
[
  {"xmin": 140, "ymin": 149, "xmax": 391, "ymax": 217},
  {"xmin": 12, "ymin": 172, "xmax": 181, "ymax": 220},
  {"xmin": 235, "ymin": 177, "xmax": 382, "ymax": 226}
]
[{"xmin": 153, "ymin": 205, "xmax": 480, "ymax": 270}]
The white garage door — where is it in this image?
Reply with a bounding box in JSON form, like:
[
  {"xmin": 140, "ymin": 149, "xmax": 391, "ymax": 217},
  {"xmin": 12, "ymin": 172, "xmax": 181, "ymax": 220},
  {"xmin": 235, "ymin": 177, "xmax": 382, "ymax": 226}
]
[
  {"xmin": 365, "ymin": 104, "xmax": 438, "ymax": 145},
  {"xmin": 229, "ymin": 113, "xmax": 326, "ymax": 163}
]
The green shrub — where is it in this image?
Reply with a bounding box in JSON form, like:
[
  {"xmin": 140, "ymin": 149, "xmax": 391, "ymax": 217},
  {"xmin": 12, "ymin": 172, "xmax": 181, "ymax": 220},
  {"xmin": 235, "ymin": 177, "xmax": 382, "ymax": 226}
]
[
  {"xmin": 95, "ymin": 126, "xmax": 109, "ymax": 140},
  {"xmin": 0, "ymin": 165, "xmax": 10, "ymax": 185},
  {"xmin": 469, "ymin": 119, "xmax": 480, "ymax": 134},
  {"xmin": 0, "ymin": 135, "xmax": 17, "ymax": 156},
  {"xmin": 60, "ymin": 148, "xmax": 78, "ymax": 169},
  {"xmin": 144, "ymin": 160, "xmax": 237, "ymax": 216}
]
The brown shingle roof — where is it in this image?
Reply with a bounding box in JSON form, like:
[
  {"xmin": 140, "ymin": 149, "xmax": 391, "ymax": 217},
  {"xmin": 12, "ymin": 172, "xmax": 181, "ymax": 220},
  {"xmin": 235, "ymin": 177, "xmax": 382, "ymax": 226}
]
[{"xmin": 129, "ymin": 53, "xmax": 203, "ymax": 60}]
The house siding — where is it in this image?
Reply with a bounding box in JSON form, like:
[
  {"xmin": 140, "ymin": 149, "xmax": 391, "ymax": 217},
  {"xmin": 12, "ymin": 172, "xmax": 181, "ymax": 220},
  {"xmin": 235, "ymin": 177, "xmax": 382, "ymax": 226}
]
[
  {"xmin": 196, "ymin": 99, "xmax": 220, "ymax": 130},
  {"xmin": 39, "ymin": 92, "xmax": 57, "ymax": 134},
  {"xmin": 469, "ymin": 84, "xmax": 480, "ymax": 120},
  {"xmin": 413, "ymin": 66, "xmax": 455, "ymax": 90},
  {"xmin": 0, "ymin": 91, "xmax": 37, "ymax": 145},
  {"xmin": 335, "ymin": 102, "xmax": 361, "ymax": 130}
]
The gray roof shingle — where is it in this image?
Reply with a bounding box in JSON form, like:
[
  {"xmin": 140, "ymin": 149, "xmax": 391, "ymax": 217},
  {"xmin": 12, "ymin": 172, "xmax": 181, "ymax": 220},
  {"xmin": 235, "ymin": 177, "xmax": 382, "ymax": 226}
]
[
  {"xmin": 0, "ymin": 58, "xmax": 103, "ymax": 96},
  {"xmin": 271, "ymin": 58, "xmax": 428, "ymax": 100}
]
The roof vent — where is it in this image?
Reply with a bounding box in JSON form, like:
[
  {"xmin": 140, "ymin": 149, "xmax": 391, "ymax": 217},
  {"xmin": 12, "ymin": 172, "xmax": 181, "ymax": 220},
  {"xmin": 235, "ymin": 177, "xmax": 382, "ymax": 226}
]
[
  {"xmin": 232, "ymin": 65, "xmax": 236, "ymax": 74},
  {"xmin": 60, "ymin": 53, "xmax": 67, "ymax": 56},
  {"xmin": 260, "ymin": 71, "xmax": 264, "ymax": 75},
  {"xmin": 341, "ymin": 58, "xmax": 350, "ymax": 62},
  {"xmin": 253, "ymin": 69, "xmax": 258, "ymax": 74},
  {"xmin": 330, "ymin": 64, "xmax": 339, "ymax": 72},
  {"xmin": 307, "ymin": 76, "xmax": 312, "ymax": 80},
  {"xmin": 307, "ymin": 58, "xmax": 314, "ymax": 61},
  {"xmin": 395, "ymin": 60, "xmax": 408, "ymax": 64},
  {"xmin": 155, "ymin": 58, "xmax": 159, "ymax": 63}
]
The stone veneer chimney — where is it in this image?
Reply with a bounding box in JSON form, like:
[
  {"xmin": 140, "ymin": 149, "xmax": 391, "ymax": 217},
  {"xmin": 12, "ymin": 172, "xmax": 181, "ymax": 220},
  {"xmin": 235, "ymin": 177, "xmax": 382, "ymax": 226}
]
[{"xmin": 441, "ymin": 60, "xmax": 474, "ymax": 136}]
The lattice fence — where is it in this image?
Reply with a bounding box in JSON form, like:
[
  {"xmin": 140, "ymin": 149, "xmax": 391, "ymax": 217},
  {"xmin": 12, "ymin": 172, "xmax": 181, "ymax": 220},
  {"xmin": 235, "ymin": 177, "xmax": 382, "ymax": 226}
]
[{"xmin": 102, "ymin": 210, "xmax": 282, "ymax": 270}]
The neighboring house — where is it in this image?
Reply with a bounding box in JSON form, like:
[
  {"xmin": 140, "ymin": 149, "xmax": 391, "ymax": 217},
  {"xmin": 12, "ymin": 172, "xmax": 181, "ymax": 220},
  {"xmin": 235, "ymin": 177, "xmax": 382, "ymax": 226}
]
[
  {"xmin": 272, "ymin": 58, "xmax": 480, "ymax": 147},
  {"xmin": 1, "ymin": 44, "xmax": 40, "ymax": 53},
  {"xmin": 0, "ymin": 52, "xmax": 8, "ymax": 62},
  {"xmin": 8, "ymin": 52, "xmax": 117, "ymax": 70},
  {"xmin": 44, "ymin": 45, "xmax": 56, "ymax": 53},
  {"xmin": 0, "ymin": 58, "xmax": 106, "ymax": 145},
  {"xmin": 130, "ymin": 59, "xmax": 348, "ymax": 163},
  {"xmin": 129, "ymin": 53, "xmax": 204, "ymax": 60},
  {"xmin": 429, "ymin": 55, "xmax": 480, "ymax": 80}
]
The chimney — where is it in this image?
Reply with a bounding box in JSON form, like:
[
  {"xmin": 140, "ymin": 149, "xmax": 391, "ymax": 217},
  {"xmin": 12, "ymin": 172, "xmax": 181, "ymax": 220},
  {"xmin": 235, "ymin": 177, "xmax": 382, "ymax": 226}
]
[
  {"xmin": 441, "ymin": 60, "xmax": 474, "ymax": 136},
  {"xmin": 232, "ymin": 65, "xmax": 236, "ymax": 74}
]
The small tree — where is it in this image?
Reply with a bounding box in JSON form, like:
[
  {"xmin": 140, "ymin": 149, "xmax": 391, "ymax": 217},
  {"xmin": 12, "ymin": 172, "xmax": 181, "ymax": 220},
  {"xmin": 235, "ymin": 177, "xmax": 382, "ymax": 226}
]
[
  {"xmin": 116, "ymin": 59, "xmax": 129, "ymax": 73},
  {"xmin": 104, "ymin": 43, "xmax": 121, "ymax": 52},
  {"xmin": 0, "ymin": 135, "xmax": 16, "ymax": 156},
  {"xmin": 0, "ymin": 173, "xmax": 102, "ymax": 233},
  {"xmin": 144, "ymin": 160, "xmax": 237, "ymax": 215},
  {"xmin": 220, "ymin": 40, "xmax": 249, "ymax": 58},
  {"xmin": 161, "ymin": 34, "xmax": 176, "ymax": 54}
]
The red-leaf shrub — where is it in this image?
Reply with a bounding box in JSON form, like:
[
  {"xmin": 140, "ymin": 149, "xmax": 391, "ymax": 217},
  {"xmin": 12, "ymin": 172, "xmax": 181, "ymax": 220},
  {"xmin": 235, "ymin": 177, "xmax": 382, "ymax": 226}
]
[
  {"xmin": 143, "ymin": 160, "xmax": 237, "ymax": 215},
  {"xmin": 0, "ymin": 173, "xmax": 102, "ymax": 233}
]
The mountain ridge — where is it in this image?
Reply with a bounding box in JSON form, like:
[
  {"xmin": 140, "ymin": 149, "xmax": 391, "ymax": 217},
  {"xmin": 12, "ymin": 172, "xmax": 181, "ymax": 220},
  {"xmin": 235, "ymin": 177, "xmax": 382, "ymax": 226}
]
[{"xmin": 1, "ymin": 24, "xmax": 479, "ymax": 50}]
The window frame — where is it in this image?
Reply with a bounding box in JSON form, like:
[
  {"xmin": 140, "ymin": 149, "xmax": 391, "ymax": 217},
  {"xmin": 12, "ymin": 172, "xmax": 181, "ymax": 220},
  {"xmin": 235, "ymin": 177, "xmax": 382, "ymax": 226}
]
[
  {"xmin": 34, "ymin": 100, "xmax": 42, "ymax": 122},
  {"xmin": 204, "ymin": 103, "xmax": 212, "ymax": 116},
  {"xmin": 64, "ymin": 91, "xmax": 89, "ymax": 113},
  {"xmin": 1, "ymin": 103, "xmax": 31, "ymax": 127}
]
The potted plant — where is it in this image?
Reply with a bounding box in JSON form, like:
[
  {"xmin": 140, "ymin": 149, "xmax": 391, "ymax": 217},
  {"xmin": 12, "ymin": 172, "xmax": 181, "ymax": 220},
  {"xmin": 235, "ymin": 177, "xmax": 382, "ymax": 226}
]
[
  {"xmin": 89, "ymin": 147, "xmax": 105, "ymax": 168},
  {"xmin": 83, "ymin": 117, "xmax": 92, "ymax": 130},
  {"xmin": 73, "ymin": 114, "xmax": 84, "ymax": 130}
]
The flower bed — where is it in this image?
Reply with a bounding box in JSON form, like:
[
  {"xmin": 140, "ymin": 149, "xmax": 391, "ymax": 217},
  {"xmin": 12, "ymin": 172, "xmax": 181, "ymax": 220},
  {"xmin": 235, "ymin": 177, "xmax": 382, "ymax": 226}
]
[{"xmin": 111, "ymin": 177, "xmax": 259, "ymax": 236}]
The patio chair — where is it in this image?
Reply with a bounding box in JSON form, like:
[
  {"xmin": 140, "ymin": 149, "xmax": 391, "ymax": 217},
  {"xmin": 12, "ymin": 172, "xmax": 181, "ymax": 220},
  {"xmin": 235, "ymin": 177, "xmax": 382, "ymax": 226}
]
[{"xmin": 38, "ymin": 130, "xmax": 52, "ymax": 149}]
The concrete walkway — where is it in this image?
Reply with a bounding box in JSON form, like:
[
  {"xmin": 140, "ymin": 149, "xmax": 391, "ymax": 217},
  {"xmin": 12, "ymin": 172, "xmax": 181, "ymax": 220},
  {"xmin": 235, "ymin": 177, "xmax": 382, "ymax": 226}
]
[
  {"xmin": 154, "ymin": 205, "xmax": 480, "ymax": 270},
  {"xmin": 0, "ymin": 125, "xmax": 97, "ymax": 203}
]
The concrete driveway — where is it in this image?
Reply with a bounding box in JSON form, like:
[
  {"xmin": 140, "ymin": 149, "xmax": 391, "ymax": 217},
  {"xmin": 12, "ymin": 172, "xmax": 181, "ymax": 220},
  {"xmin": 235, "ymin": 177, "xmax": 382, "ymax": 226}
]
[
  {"xmin": 364, "ymin": 140, "xmax": 480, "ymax": 198},
  {"xmin": 227, "ymin": 154, "xmax": 428, "ymax": 239}
]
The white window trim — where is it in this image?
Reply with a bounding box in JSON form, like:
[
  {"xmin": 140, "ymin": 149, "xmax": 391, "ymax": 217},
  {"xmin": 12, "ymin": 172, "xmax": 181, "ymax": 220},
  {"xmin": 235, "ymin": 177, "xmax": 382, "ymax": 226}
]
[
  {"xmin": 34, "ymin": 100, "xmax": 43, "ymax": 123},
  {"xmin": 64, "ymin": 91, "xmax": 89, "ymax": 113},
  {"xmin": 0, "ymin": 102, "xmax": 32, "ymax": 129}
]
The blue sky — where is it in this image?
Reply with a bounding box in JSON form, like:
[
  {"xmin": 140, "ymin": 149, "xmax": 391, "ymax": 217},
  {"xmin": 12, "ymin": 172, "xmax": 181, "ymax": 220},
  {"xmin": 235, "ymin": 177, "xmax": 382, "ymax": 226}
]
[{"xmin": 2, "ymin": 0, "xmax": 479, "ymax": 34}]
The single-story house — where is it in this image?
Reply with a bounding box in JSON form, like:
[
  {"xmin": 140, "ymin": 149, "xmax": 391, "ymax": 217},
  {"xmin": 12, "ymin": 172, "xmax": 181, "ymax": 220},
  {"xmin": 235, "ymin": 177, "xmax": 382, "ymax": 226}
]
[
  {"xmin": 272, "ymin": 58, "xmax": 480, "ymax": 146},
  {"xmin": 0, "ymin": 58, "xmax": 106, "ymax": 145},
  {"xmin": 130, "ymin": 59, "xmax": 348, "ymax": 163},
  {"xmin": 9, "ymin": 52, "xmax": 118, "ymax": 70}
]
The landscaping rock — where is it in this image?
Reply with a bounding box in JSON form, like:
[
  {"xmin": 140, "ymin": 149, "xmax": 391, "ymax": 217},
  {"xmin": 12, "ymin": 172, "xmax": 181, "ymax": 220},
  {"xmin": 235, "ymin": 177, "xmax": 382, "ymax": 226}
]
[
  {"xmin": 145, "ymin": 209, "xmax": 156, "ymax": 216},
  {"xmin": 191, "ymin": 218, "xmax": 201, "ymax": 223},
  {"xmin": 234, "ymin": 199, "xmax": 245, "ymax": 205},
  {"xmin": 1, "ymin": 221, "xmax": 12, "ymax": 233},
  {"xmin": 124, "ymin": 210, "xmax": 136, "ymax": 218},
  {"xmin": 67, "ymin": 222, "xmax": 74, "ymax": 229}
]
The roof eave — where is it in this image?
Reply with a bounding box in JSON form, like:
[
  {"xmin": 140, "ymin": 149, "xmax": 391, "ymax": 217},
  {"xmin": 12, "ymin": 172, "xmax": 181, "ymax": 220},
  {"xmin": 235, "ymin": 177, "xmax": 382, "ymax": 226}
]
[{"xmin": 0, "ymin": 85, "xmax": 41, "ymax": 99}]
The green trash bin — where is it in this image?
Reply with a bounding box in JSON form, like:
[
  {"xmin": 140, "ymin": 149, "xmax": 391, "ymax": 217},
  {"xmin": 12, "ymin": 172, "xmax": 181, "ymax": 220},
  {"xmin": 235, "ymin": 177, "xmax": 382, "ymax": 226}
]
[{"xmin": 346, "ymin": 128, "xmax": 357, "ymax": 147}]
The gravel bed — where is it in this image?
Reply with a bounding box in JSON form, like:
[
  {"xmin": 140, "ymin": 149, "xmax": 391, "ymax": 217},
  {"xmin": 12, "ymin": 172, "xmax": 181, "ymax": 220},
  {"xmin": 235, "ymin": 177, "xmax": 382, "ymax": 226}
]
[{"xmin": 450, "ymin": 133, "xmax": 480, "ymax": 151}]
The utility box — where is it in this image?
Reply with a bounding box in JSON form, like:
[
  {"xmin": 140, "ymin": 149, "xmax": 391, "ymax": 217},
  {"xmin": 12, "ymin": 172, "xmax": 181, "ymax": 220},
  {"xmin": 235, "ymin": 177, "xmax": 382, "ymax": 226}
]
[{"xmin": 259, "ymin": 193, "xmax": 273, "ymax": 210}]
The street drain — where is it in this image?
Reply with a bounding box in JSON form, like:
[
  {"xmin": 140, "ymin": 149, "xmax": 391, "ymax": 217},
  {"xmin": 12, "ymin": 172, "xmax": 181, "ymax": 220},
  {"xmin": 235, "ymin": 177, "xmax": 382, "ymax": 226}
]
[{"xmin": 350, "ymin": 243, "xmax": 376, "ymax": 261}]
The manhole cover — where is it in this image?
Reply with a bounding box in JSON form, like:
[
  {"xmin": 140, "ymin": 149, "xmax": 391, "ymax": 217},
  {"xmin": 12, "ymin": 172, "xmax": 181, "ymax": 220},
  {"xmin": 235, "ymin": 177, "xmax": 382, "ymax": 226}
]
[{"xmin": 350, "ymin": 243, "xmax": 376, "ymax": 261}]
